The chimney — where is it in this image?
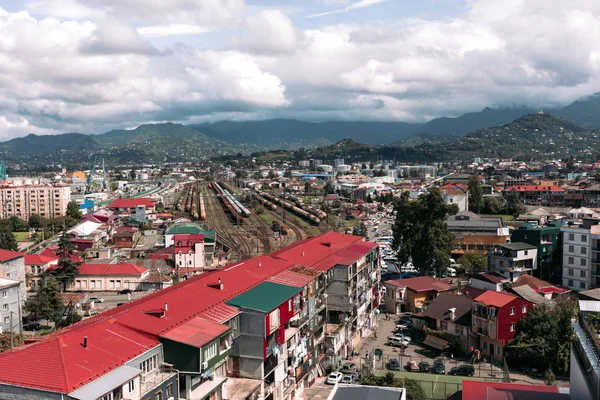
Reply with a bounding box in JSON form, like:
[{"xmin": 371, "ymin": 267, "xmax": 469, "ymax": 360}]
[
  {"xmin": 258, "ymin": 262, "xmax": 262, "ymax": 268},
  {"xmin": 164, "ymin": 302, "xmax": 168, "ymax": 312},
  {"xmin": 302, "ymin": 251, "xmax": 305, "ymax": 256},
  {"xmin": 219, "ymin": 278, "xmax": 224, "ymax": 291},
  {"xmin": 83, "ymin": 336, "xmax": 88, "ymax": 348},
  {"xmin": 449, "ymin": 308, "xmax": 456, "ymax": 320}
]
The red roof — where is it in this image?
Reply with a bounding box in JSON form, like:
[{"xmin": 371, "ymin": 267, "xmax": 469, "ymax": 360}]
[
  {"xmin": 24, "ymin": 254, "xmax": 58, "ymax": 265},
  {"xmin": 508, "ymin": 185, "xmax": 564, "ymax": 192},
  {"xmin": 47, "ymin": 263, "xmax": 147, "ymax": 276},
  {"xmin": 474, "ymin": 290, "xmax": 517, "ymax": 307},
  {"xmin": 0, "ymin": 249, "xmax": 24, "ymax": 262},
  {"xmin": 461, "ymin": 380, "xmax": 568, "ymax": 400},
  {"xmin": 268, "ymin": 270, "xmax": 315, "ymax": 287},
  {"xmin": 114, "ymin": 226, "xmax": 138, "ymax": 233},
  {"xmin": 386, "ymin": 276, "xmax": 454, "ymax": 292},
  {"xmin": 108, "ymin": 198, "xmax": 154, "ymax": 209},
  {"xmin": 160, "ymin": 317, "xmax": 229, "ymax": 348},
  {"xmin": 0, "ymin": 232, "xmax": 375, "ymax": 394}
]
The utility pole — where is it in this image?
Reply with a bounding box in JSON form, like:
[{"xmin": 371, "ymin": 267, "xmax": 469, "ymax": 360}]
[{"xmin": 10, "ymin": 311, "xmax": 14, "ymax": 349}]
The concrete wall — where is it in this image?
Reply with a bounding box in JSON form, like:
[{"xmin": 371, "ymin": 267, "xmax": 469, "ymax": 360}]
[
  {"xmin": 0, "ymin": 384, "xmax": 64, "ymax": 400},
  {"xmin": 0, "ymin": 282, "xmax": 21, "ymax": 334},
  {"xmin": 0, "ymin": 257, "xmax": 26, "ymax": 302}
]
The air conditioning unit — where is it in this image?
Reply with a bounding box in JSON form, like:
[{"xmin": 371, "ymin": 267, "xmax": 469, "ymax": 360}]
[{"xmin": 202, "ymin": 361, "xmax": 209, "ymax": 369}]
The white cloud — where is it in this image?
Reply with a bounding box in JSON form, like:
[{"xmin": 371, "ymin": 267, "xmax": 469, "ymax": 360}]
[
  {"xmin": 307, "ymin": 0, "xmax": 387, "ymax": 18},
  {"xmin": 236, "ymin": 10, "xmax": 306, "ymax": 55}
]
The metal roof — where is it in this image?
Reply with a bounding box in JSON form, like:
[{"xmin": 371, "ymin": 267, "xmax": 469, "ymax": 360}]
[
  {"xmin": 331, "ymin": 385, "xmax": 405, "ymax": 400},
  {"xmin": 226, "ymin": 281, "xmax": 301, "ymax": 313},
  {"xmin": 160, "ymin": 317, "xmax": 230, "ymax": 348},
  {"xmin": 500, "ymin": 242, "xmax": 537, "ymax": 251},
  {"xmin": 579, "ymin": 300, "xmax": 600, "ymax": 312}
]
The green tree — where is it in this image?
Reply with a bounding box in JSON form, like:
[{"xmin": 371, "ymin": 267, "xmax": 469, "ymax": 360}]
[
  {"xmin": 403, "ymin": 378, "xmax": 427, "ymax": 400},
  {"xmin": 468, "ymin": 175, "xmax": 484, "ymax": 214},
  {"xmin": 483, "ymin": 197, "xmax": 503, "ymax": 214},
  {"xmin": 461, "ymin": 252, "xmax": 488, "ymax": 275},
  {"xmin": 9, "ymin": 216, "xmax": 29, "ymax": 232},
  {"xmin": 505, "ymin": 296, "xmax": 576, "ymax": 374},
  {"xmin": 156, "ymin": 201, "xmax": 165, "ymax": 213},
  {"xmin": 506, "ymin": 189, "xmax": 526, "ymax": 218},
  {"xmin": 0, "ymin": 224, "xmax": 18, "ymax": 251},
  {"xmin": 24, "ymin": 278, "xmax": 63, "ymax": 325},
  {"xmin": 52, "ymin": 229, "xmax": 79, "ymax": 291},
  {"xmin": 284, "ymin": 169, "xmax": 292, "ymax": 178},
  {"xmin": 28, "ymin": 214, "xmax": 46, "ymax": 230},
  {"xmin": 65, "ymin": 201, "xmax": 82, "ymax": 222},
  {"xmin": 392, "ymin": 188, "xmax": 458, "ymax": 276}
]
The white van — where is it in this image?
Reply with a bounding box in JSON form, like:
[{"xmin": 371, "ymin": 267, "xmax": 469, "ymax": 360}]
[{"xmin": 446, "ymin": 267, "xmax": 457, "ymax": 277}]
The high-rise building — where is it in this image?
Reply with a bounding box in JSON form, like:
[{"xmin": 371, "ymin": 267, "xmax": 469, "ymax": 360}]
[{"xmin": 0, "ymin": 184, "xmax": 70, "ymax": 220}]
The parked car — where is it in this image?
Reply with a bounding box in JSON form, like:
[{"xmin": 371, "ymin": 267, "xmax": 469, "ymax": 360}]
[
  {"xmin": 88, "ymin": 297, "xmax": 104, "ymax": 303},
  {"xmin": 341, "ymin": 375, "xmax": 354, "ymax": 384},
  {"xmin": 450, "ymin": 365, "xmax": 475, "ymax": 377},
  {"xmin": 393, "ymin": 333, "xmax": 412, "ymax": 342},
  {"xmin": 388, "ymin": 336, "xmax": 409, "ymax": 348},
  {"xmin": 418, "ymin": 361, "xmax": 430, "ymax": 372},
  {"xmin": 406, "ymin": 360, "xmax": 420, "ymax": 372},
  {"xmin": 432, "ymin": 359, "xmax": 446, "ymax": 374},
  {"xmin": 118, "ymin": 289, "xmax": 132, "ymax": 295},
  {"xmin": 326, "ymin": 372, "xmax": 344, "ymax": 385},
  {"xmin": 387, "ymin": 359, "xmax": 400, "ymax": 371},
  {"xmin": 23, "ymin": 322, "xmax": 42, "ymax": 331},
  {"xmin": 340, "ymin": 363, "xmax": 357, "ymax": 374}
]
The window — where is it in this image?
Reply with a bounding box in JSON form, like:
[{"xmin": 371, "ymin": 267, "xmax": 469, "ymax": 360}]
[
  {"xmin": 581, "ymin": 270, "xmax": 587, "ymax": 278},
  {"xmin": 569, "ymin": 233, "xmax": 575, "ymax": 241},
  {"xmin": 580, "ymin": 282, "xmax": 586, "ymax": 289},
  {"xmin": 455, "ymin": 326, "xmax": 463, "ymax": 335},
  {"xmin": 510, "ymin": 307, "xmax": 515, "ymax": 315},
  {"xmin": 568, "ymin": 279, "xmax": 574, "ymax": 286},
  {"xmin": 499, "ymin": 260, "xmax": 504, "ymax": 268},
  {"xmin": 166, "ymin": 384, "xmax": 173, "ymax": 397},
  {"xmin": 582, "ymin": 234, "xmax": 588, "ymax": 242},
  {"xmin": 140, "ymin": 354, "xmax": 159, "ymax": 375},
  {"xmin": 288, "ymin": 299, "xmax": 292, "ymax": 312},
  {"xmin": 109, "ymin": 280, "xmax": 115, "ymax": 289},
  {"xmin": 203, "ymin": 341, "xmax": 218, "ymax": 361},
  {"xmin": 2, "ymin": 304, "xmax": 7, "ymax": 311},
  {"xmin": 581, "ymin": 247, "xmax": 587, "ymax": 255},
  {"xmin": 568, "ymin": 257, "xmax": 574, "ymax": 264},
  {"xmin": 127, "ymin": 379, "xmax": 135, "ymax": 392},
  {"xmin": 568, "ymin": 268, "xmax": 574, "ymax": 276},
  {"xmin": 440, "ymin": 321, "xmax": 447, "ymax": 330},
  {"xmin": 522, "ymin": 306, "xmax": 527, "ymax": 314},
  {"xmin": 490, "ymin": 321, "xmax": 495, "ymax": 332},
  {"xmin": 510, "ymin": 323, "xmax": 515, "ymax": 332},
  {"xmin": 568, "ymin": 245, "xmax": 574, "ymax": 253},
  {"xmin": 154, "ymin": 392, "xmax": 163, "ymax": 400},
  {"xmin": 524, "ymin": 250, "xmax": 528, "ymax": 256},
  {"xmin": 1, "ymin": 291, "xmax": 6, "ymax": 298},
  {"xmin": 581, "ymin": 259, "xmax": 587, "ymax": 267},
  {"xmin": 482, "ymin": 341, "xmax": 487, "ymax": 350},
  {"xmin": 99, "ymin": 394, "xmax": 111, "ymax": 400}
]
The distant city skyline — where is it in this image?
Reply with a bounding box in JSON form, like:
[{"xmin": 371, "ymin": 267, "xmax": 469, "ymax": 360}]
[{"xmin": 0, "ymin": 0, "xmax": 600, "ymax": 139}]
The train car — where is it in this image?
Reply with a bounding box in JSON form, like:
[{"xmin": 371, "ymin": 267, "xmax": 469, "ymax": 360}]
[
  {"xmin": 256, "ymin": 190, "xmax": 320, "ymax": 224},
  {"xmin": 199, "ymin": 194, "xmax": 206, "ymax": 220}
]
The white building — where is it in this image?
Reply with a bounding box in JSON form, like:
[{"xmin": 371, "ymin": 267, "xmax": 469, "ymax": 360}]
[
  {"xmin": 488, "ymin": 243, "xmax": 538, "ymax": 280},
  {"xmin": 561, "ymin": 220, "xmax": 599, "ymax": 291},
  {"xmin": 440, "ymin": 186, "xmax": 468, "ymax": 212}
]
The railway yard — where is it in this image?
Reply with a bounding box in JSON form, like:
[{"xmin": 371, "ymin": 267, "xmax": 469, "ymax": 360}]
[{"xmin": 174, "ymin": 181, "xmax": 342, "ymax": 261}]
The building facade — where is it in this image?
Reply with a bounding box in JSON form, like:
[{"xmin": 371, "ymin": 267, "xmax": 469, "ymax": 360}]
[
  {"xmin": 0, "ymin": 250, "xmax": 26, "ymax": 302},
  {"xmin": 511, "ymin": 221, "xmax": 563, "ymax": 280},
  {"xmin": 561, "ymin": 220, "xmax": 599, "ymax": 291},
  {"xmin": 488, "ymin": 243, "xmax": 538, "ymax": 281},
  {"xmin": 0, "ymin": 184, "xmax": 70, "ymax": 220},
  {"xmin": 0, "ymin": 279, "xmax": 21, "ymax": 334}
]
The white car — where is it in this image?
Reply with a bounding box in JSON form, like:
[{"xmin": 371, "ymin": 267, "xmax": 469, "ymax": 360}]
[
  {"xmin": 393, "ymin": 333, "xmax": 412, "ymax": 342},
  {"xmin": 327, "ymin": 372, "xmax": 344, "ymax": 385},
  {"xmin": 89, "ymin": 297, "xmax": 104, "ymax": 303}
]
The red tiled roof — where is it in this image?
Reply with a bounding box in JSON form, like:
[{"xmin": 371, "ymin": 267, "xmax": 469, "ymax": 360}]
[
  {"xmin": 24, "ymin": 254, "xmax": 58, "ymax": 265},
  {"xmin": 268, "ymin": 270, "xmax": 315, "ymax": 287},
  {"xmin": 108, "ymin": 198, "xmax": 154, "ymax": 209},
  {"xmin": 160, "ymin": 317, "xmax": 229, "ymax": 348},
  {"xmin": 0, "ymin": 232, "xmax": 374, "ymax": 394},
  {"xmin": 463, "ymin": 286, "xmax": 486, "ymax": 299},
  {"xmin": 461, "ymin": 380, "xmax": 567, "ymax": 400},
  {"xmin": 386, "ymin": 276, "xmax": 454, "ymax": 292},
  {"xmin": 507, "ymin": 185, "xmax": 564, "ymax": 192},
  {"xmin": 474, "ymin": 290, "xmax": 517, "ymax": 307},
  {"xmin": 47, "ymin": 263, "xmax": 147, "ymax": 276},
  {"xmin": 0, "ymin": 249, "xmax": 24, "ymax": 262}
]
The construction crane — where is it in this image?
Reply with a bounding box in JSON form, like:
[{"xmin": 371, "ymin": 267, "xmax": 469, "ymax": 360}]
[
  {"xmin": 0, "ymin": 161, "xmax": 6, "ymax": 181},
  {"xmin": 85, "ymin": 156, "xmax": 97, "ymax": 194},
  {"xmin": 101, "ymin": 158, "xmax": 107, "ymax": 190}
]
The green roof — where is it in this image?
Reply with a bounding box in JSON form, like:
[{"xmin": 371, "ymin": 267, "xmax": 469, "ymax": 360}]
[
  {"xmin": 167, "ymin": 223, "xmax": 216, "ymax": 241},
  {"xmin": 226, "ymin": 282, "xmax": 301, "ymax": 313},
  {"xmin": 501, "ymin": 242, "xmax": 537, "ymax": 251}
]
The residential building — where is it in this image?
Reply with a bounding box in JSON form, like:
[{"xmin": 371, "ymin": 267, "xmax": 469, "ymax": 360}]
[
  {"xmin": 471, "ymin": 291, "xmax": 533, "ymax": 360},
  {"xmin": 571, "ymin": 300, "xmax": 600, "ymax": 400},
  {"xmin": 510, "ymin": 221, "xmax": 563, "ymax": 280},
  {"xmin": 467, "ymin": 273, "xmax": 509, "ymax": 293},
  {"xmin": 440, "ymin": 185, "xmax": 468, "ymax": 212},
  {"xmin": 108, "ymin": 198, "xmax": 156, "ymax": 220},
  {"xmin": 0, "ymin": 232, "xmax": 377, "ymax": 400},
  {"xmin": 172, "ymin": 234, "xmax": 205, "ymax": 274},
  {"xmin": 166, "ymin": 222, "xmax": 217, "ymax": 266},
  {"xmin": 487, "ymin": 243, "xmax": 538, "ymax": 281},
  {"xmin": 0, "ymin": 184, "xmax": 70, "ymax": 220},
  {"xmin": 422, "ymin": 293, "xmax": 476, "ymax": 354},
  {"xmin": 447, "ymin": 211, "xmax": 510, "ymax": 256},
  {"xmin": 112, "ymin": 226, "xmax": 140, "ymax": 248},
  {"xmin": 384, "ymin": 276, "xmax": 454, "ymax": 314},
  {"xmin": 329, "ymin": 384, "xmax": 406, "ymax": 400},
  {"xmin": 511, "ymin": 274, "xmax": 570, "ymax": 299},
  {"xmin": 24, "ymin": 254, "xmax": 58, "ymax": 291},
  {"xmin": 0, "ymin": 250, "xmax": 25, "ymax": 302},
  {"xmin": 504, "ymin": 185, "xmax": 564, "ymax": 206},
  {"xmin": 0, "ymin": 279, "xmax": 21, "ymax": 334},
  {"xmin": 46, "ymin": 263, "xmax": 149, "ymax": 292},
  {"xmin": 561, "ymin": 219, "xmax": 598, "ymax": 291},
  {"xmin": 68, "ymin": 220, "xmax": 109, "ymax": 251}
]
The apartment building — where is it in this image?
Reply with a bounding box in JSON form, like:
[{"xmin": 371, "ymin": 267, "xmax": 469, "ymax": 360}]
[
  {"xmin": 561, "ymin": 220, "xmax": 599, "ymax": 291},
  {"xmin": 487, "ymin": 242, "xmax": 538, "ymax": 281},
  {"xmin": 0, "ymin": 184, "xmax": 70, "ymax": 220},
  {"xmin": 0, "ymin": 232, "xmax": 378, "ymax": 400},
  {"xmin": 0, "ymin": 279, "xmax": 21, "ymax": 334},
  {"xmin": 572, "ymin": 300, "xmax": 600, "ymax": 400},
  {"xmin": 24, "ymin": 254, "xmax": 58, "ymax": 291},
  {"xmin": 0, "ymin": 250, "xmax": 26, "ymax": 302},
  {"xmin": 447, "ymin": 211, "xmax": 510, "ymax": 256}
]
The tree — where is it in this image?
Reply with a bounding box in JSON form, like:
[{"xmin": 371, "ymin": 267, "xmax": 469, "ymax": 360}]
[
  {"xmin": 506, "ymin": 189, "xmax": 526, "ymax": 218},
  {"xmin": 392, "ymin": 188, "xmax": 458, "ymax": 276},
  {"xmin": 156, "ymin": 202, "xmax": 165, "ymax": 213},
  {"xmin": 9, "ymin": 216, "xmax": 29, "ymax": 232},
  {"xmin": 360, "ymin": 374, "xmax": 426, "ymax": 400},
  {"xmin": 0, "ymin": 333, "xmax": 24, "ymax": 353},
  {"xmin": 468, "ymin": 175, "xmax": 484, "ymax": 214},
  {"xmin": 52, "ymin": 229, "xmax": 79, "ymax": 291},
  {"xmin": 28, "ymin": 214, "xmax": 46, "ymax": 230},
  {"xmin": 505, "ymin": 296, "xmax": 576, "ymax": 374},
  {"xmin": 65, "ymin": 201, "xmax": 82, "ymax": 222},
  {"xmin": 24, "ymin": 278, "xmax": 63, "ymax": 325},
  {"xmin": 267, "ymin": 170, "xmax": 276, "ymax": 179},
  {"xmin": 483, "ymin": 197, "xmax": 503, "ymax": 214},
  {"xmin": 0, "ymin": 224, "xmax": 18, "ymax": 251},
  {"xmin": 129, "ymin": 168, "xmax": 136, "ymax": 180},
  {"xmin": 461, "ymin": 252, "xmax": 488, "ymax": 275},
  {"xmin": 284, "ymin": 169, "xmax": 292, "ymax": 178}
]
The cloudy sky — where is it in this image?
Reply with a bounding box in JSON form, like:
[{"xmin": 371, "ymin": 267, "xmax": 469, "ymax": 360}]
[{"xmin": 1, "ymin": 0, "xmax": 600, "ymax": 139}]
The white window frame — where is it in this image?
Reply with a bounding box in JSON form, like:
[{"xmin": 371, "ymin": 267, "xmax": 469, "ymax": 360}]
[
  {"xmin": 510, "ymin": 307, "xmax": 515, "ymax": 315},
  {"xmin": 510, "ymin": 323, "xmax": 515, "ymax": 332},
  {"xmin": 522, "ymin": 306, "xmax": 527, "ymax": 314},
  {"xmin": 203, "ymin": 341, "xmax": 218, "ymax": 361}
]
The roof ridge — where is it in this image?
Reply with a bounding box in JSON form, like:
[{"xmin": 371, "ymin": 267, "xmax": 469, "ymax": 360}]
[{"xmin": 56, "ymin": 337, "xmax": 71, "ymax": 391}]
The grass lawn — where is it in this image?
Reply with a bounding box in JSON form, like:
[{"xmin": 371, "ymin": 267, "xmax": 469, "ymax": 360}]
[
  {"xmin": 13, "ymin": 232, "xmax": 29, "ymax": 242},
  {"xmin": 259, "ymin": 212, "xmax": 276, "ymax": 227},
  {"xmin": 289, "ymin": 214, "xmax": 321, "ymax": 235},
  {"xmin": 375, "ymin": 370, "xmax": 499, "ymax": 400}
]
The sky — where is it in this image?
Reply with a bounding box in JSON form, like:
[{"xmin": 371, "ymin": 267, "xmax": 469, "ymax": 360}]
[{"xmin": 1, "ymin": 0, "xmax": 600, "ymax": 139}]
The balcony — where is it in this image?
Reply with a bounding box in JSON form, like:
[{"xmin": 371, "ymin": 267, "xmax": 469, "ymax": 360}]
[
  {"xmin": 140, "ymin": 366, "xmax": 177, "ymax": 396},
  {"xmin": 290, "ymin": 313, "xmax": 309, "ymax": 328},
  {"xmin": 264, "ymin": 353, "xmax": 279, "ymax": 375},
  {"xmin": 189, "ymin": 376, "xmax": 227, "ymax": 400}
]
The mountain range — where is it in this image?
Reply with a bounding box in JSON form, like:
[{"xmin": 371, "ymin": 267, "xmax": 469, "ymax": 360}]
[{"xmin": 3, "ymin": 92, "xmax": 600, "ymax": 165}]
